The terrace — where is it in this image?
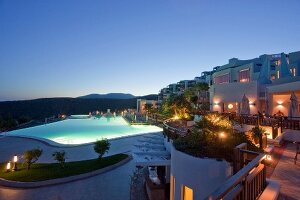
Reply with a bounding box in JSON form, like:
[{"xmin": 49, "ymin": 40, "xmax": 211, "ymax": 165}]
[{"xmin": 161, "ymin": 112, "xmax": 300, "ymax": 200}]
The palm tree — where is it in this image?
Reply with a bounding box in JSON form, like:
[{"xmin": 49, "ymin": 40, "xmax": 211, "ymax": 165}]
[{"xmin": 251, "ymin": 126, "xmax": 266, "ymax": 150}]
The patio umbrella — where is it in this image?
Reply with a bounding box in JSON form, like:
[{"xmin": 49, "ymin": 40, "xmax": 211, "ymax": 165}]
[
  {"xmin": 288, "ymin": 92, "xmax": 299, "ymax": 119},
  {"xmin": 240, "ymin": 94, "xmax": 250, "ymax": 115}
]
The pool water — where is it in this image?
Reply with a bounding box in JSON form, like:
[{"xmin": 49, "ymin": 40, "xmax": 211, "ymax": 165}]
[{"xmin": 8, "ymin": 116, "xmax": 162, "ymax": 145}]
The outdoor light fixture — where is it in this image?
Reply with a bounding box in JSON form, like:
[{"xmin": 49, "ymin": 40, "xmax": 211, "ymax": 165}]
[
  {"xmin": 249, "ymin": 101, "xmax": 256, "ymax": 106},
  {"xmin": 228, "ymin": 104, "xmax": 233, "ymax": 109},
  {"xmin": 219, "ymin": 132, "xmax": 226, "ymax": 140},
  {"xmin": 173, "ymin": 115, "xmax": 179, "ymax": 120},
  {"xmin": 13, "ymin": 155, "xmax": 18, "ymax": 171},
  {"xmin": 266, "ymin": 154, "xmax": 272, "ymax": 161},
  {"xmin": 6, "ymin": 161, "xmax": 11, "ymax": 172},
  {"xmin": 214, "ymin": 102, "xmax": 219, "ymax": 105},
  {"xmin": 277, "ymin": 101, "xmax": 283, "ymax": 105}
]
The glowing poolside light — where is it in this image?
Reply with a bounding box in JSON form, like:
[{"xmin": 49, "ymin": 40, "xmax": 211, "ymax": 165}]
[
  {"xmin": 6, "ymin": 162, "xmax": 11, "ymax": 172},
  {"xmin": 13, "ymin": 155, "xmax": 18, "ymax": 162},
  {"xmin": 13, "ymin": 155, "xmax": 18, "ymax": 171}
]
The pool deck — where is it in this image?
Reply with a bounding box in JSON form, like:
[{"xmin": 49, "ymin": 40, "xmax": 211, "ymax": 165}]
[
  {"xmin": 0, "ymin": 133, "xmax": 162, "ymax": 163},
  {"xmin": 0, "ymin": 132, "xmax": 163, "ymax": 200},
  {"xmin": 0, "ymin": 159, "xmax": 136, "ymax": 200}
]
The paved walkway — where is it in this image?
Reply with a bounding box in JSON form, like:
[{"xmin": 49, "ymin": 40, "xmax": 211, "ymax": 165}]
[
  {"xmin": 271, "ymin": 143, "xmax": 300, "ymax": 200},
  {"xmin": 0, "ymin": 159, "xmax": 135, "ymax": 200},
  {"xmin": 0, "ymin": 132, "xmax": 163, "ymax": 200}
]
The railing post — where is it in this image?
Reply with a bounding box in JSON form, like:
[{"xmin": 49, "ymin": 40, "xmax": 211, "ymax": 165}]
[{"xmin": 280, "ymin": 117, "xmax": 283, "ymax": 133}]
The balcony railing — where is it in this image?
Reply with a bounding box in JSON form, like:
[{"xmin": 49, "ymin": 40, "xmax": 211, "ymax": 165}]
[
  {"xmin": 225, "ymin": 113, "xmax": 300, "ymax": 131},
  {"xmin": 206, "ymin": 143, "xmax": 266, "ymax": 200}
]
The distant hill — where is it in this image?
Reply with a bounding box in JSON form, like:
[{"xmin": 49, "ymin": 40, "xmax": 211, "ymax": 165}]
[
  {"xmin": 0, "ymin": 94, "xmax": 158, "ymax": 120},
  {"xmin": 78, "ymin": 93, "xmax": 136, "ymax": 99}
]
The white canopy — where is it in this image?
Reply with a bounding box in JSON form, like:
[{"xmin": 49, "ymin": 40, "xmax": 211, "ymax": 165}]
[
  {"xmin": 288, "ymin": 92, "xmax": 299, "ymax": 118},
  {"xmin": 240, "ymin": 94, "xmax": 250, "ymax": 115}
]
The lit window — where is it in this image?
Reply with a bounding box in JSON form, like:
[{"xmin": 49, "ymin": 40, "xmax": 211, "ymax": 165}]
[
  {"xmin": 271, "ymin": 74, "xmax": 276, "ymax": 80},
  {"xmin": 170, "ymin": 175, "xmax": 175, "ymax": 200},
  {"xmin": 239, "ymin": 69, "xmax": 250, "ymax": 82},
  {"xmin": 275, "ymin": 60, "xmax": 281, "ymax": 66},
  {"xmin": 277, "ymin": 71, "xmax": 280, "ymax": 79},
  {"xmin": 182, "ymin": 185, "xmax": 193, "ymax": 200},
  {"xmin": 293, "ymin": 68, "xmax": 296, "ymax": 77},
  {"xmin": 214, "ymin": 73, "xmax": 230, "ymax": 84}
]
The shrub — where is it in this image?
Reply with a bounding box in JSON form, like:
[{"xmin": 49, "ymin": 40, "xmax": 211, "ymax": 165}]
[
  {"xmin": 94, "ymin": 139, "xmax": 110, "ymax": 159},
  {"xmin": 23, "ymin": 148, "xmax": 43, "ymax": 170},
  {"xmin": 52, "ymin": 151, "xmax": 67, "ymax": 168},
  {"xmin": 251, "ymin": 126, "xmax": 266, "ymax": 149}
]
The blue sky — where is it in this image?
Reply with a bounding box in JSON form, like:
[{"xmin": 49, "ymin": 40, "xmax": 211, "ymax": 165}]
[{"xmin": 0, "ymin": 0, "xmax": 300, "ymax": 101}]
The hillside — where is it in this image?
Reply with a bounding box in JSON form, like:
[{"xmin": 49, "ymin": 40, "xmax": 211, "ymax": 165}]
[
  {"xmin": 0, "ymin": 95, "xmax": 158, "ymax": 120},
  {"xmin": 78, "ymin": 93, "xmax": 136, "ymax": 99}
]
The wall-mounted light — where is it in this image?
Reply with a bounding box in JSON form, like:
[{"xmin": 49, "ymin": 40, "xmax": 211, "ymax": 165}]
[
  {"xmin": 249, "ymin": 101, "xmax": 256, "ymax": 106},
  {"xmin": 214, "ymin": 102, "xmax": 219, "ymax": 105},
  {"xmin": 277, "ymin": 101, "xmax": 283, "ymax": 105},
  {"xmin": 228, "ymin": 104, "xmax": 233, "ymax": 109}
]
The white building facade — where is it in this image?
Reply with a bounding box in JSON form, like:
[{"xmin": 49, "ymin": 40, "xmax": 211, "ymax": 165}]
[{"xmin": 209, "ymin": 51, "xmax": 300, "ymax": 116}]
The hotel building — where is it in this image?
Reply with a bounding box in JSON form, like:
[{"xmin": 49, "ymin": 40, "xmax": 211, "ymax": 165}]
[{"xmin": 210, "ymin": 51, "xmax": 300, "ymax": 116}]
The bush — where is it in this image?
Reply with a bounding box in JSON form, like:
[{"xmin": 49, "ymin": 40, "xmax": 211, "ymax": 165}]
[
  {"xmin": 52, "ymin": 150, "xmax": 67, "ymax": 168},
  {"xmin": 251, "ymin": 126, "xmax": 266, "ymax": 149},
  {"xmin": 173, "ymin": 113, "xmax": 261, "ymax": 162},
  {"xmin": 23, "ymin": 148, "xmax": 43, "ymax": 170},
  {"xmin": 94, "ymin": 139, "xmax": 111, "ymax": 159}
]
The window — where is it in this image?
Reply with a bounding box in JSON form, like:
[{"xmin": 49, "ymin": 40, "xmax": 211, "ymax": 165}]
[
  {"xmin": 214, "ymin": 73, "xmax": 230, "ymax": 84},
  {"xmin": 239, "ymin": 69, "xmax": 250, "ymax": 82},
  {"xmin": 275, "ymin": 60, "xmax": 281, "ymax": 66},
  {"xmin": 270, "ymin": 65, "xmax": 276, "ymax": 71},
  {"xmin": 293, "ymin": 68, "xmax": 296, "ymax": 76},
  {"xmin": 277, "ymin": 71, "xmax": 280, "ymax": 79},
  {"xmin": 182, "ymin": 185, "xmax": 193, "ymax": 200},
  {"xmin": 170, "ymin": 175, "xmax": 175, "ymax": 200},
  {"xmin": 271, "ymin": 74, "xmax": 276, "ymax": 80},
  {"xmin": 254, "ymin": 64, "xmax": 261, "ymax": 73}
]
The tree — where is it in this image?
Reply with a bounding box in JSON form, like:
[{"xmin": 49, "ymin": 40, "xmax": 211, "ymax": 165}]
[
  {"xmin": 194, "ymin": 112, "xmax": 233, "ymax": 143},
  {"xmin": 94, "ymin": 139, "xmax": 111, "ymax": 159},
  {"xmin": 144, "ymin": 104, "xmax": 153, "ymax": 114},
  {"xmin": 251, "ymin": 126, "xmax": 266, "ymax": 150},
  {"xmin": 23, "ymin": 148, "xmax": 43, "ymax": 170},
  {"xmin": 171, "ymin": 95, "xmax": 191, "ymax": 120},
  {"xmin": 52, "ymin": 150, "xmax": 67, "ymax": 168}
]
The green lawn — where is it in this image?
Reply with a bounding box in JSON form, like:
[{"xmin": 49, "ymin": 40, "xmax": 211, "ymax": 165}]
[{"xmin": 0, "ymin": 153, "xmax": 128, "ymax": 182}]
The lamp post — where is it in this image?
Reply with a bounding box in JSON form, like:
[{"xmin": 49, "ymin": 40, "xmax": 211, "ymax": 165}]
[
  {"xmin": 12, "ymin": 155, "xmax": 18, "ymax": 171},
  {"xmin": 6, "ymin": 161, "xmax": 11, "ymax": 173},
  {"xmin": 219, "ymin": 132, "xmax": 226, "ymax": 142}
]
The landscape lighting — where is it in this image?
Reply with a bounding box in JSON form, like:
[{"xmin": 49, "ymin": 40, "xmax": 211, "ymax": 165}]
[
  {"xmin": 6, "ymin": 162, "xmax": 11, "ymax": 172},
  {"xmin": 13, "ymin": 155, "xmax": 18, "ymax": 171},
  {"xmin": 266, "ymin": 154, "xmax": 272, "ymax": 161},
  {"xmin": 219, "ymin": 132, "xmax": 226, "ymax": 139}
]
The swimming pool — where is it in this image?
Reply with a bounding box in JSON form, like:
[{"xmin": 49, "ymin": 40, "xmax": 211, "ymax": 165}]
[{"xmin": 8, "ymin": 116, "xmax": 162, "ymax": 145}]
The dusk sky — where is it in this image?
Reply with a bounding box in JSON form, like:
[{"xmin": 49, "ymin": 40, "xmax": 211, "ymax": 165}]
[{"xmin": 1, "ymin": 0, "xmax": 300, "ymax": 101}]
